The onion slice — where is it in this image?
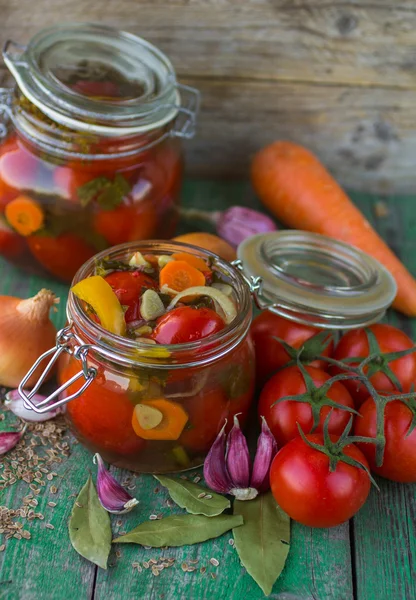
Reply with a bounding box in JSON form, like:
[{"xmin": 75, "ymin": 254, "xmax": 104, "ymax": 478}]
[
  {"xmin": 5, "ymin": 389, "xmax": 63, "ymax": 422},
  {"xmin": 167, "ymin": 286, "xmax": 237, "ymax": 324}
]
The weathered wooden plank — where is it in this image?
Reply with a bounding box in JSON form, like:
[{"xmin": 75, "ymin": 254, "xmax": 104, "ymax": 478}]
[
  {"xmin": 2, "ymin": 1, "xmax": 416, "ymax": 88},
  {"xmin": 346, "ymin": 192, "xmax": 416, "ymax": 600}
]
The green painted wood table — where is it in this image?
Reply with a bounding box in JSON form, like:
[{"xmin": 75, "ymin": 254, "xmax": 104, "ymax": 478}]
[{"xmin": 0, "ymin": 178, "xmax": 415, "ymax": 600}]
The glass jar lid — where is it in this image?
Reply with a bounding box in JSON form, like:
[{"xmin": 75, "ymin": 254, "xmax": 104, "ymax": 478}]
[
  {"xmin": 3, "ymin": 23, "xmax": 191, "ymax": 135},
  {"xmin": 237, "ymin": 230, "xmax": 397, "ymax": 329}
]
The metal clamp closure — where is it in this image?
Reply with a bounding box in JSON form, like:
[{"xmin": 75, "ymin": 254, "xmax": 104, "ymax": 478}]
[
  {"xmin": 232, "ymin": 259, "xmax": 270, "ymax": 310},
  {"xmin": 18, "ymin": 324, "xmax": 97, "ymax": 414}
]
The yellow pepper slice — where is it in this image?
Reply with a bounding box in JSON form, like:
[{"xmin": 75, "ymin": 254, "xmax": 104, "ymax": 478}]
[{"xmin": 71, "ymin": 275, "xmax": 126, "ymax": 336}]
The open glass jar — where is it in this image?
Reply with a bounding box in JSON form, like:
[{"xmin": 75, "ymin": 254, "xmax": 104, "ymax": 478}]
[
  {"xmin": 18, "ymin": 231, "xmax": 397, "ymax": 473},
  {"xmin": 0, "ymin": 24, "xmax": 199, "ymax": 281}
]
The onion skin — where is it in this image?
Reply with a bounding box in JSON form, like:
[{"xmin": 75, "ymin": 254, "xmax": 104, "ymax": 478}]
[{"xmin": 0, "ymin": 289, "xmax": 58, "ymax": 388}]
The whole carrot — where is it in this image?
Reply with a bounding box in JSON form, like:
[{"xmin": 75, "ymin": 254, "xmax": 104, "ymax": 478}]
[{"xmin": 251, "ymin": 141, "xmax": 416, "ymax": 316}]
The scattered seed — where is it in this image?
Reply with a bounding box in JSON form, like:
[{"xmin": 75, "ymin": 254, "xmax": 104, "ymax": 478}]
[
  {"xmin": 197, "ymin": 492, "xmax": 206, "ymax": 499},
  {"xmin": 46, "ymin": 474, "xmax": 54, "ymax": 481},
  {"xmin": 116, "ymin": 519, "xmax": 123, "ymax": 527},
  {"xmin": 205, "ymin": 495, "xmax": 213, "ymax": 500},
  {"xmin": 154, "ymin": 487, "xmax": 160, "ymax": 493},
  {"xmin": 181, "ymin": 562, "xmax": 188, "ymax": 572},
  {"xmin": 187, "ymin": 566, "xmax": 197, "ymax": 572},
  {"xmin": 151, "ymin": 566, "xmax": 160, "ymax": 576},
  {"xmin": 0, "ymin": 545, "xmax": 5, "ymax": 552},
  {"xmin": 143, "ymin": 545, "xmax": 152, "ymax": 550},
  {"xmin": 157, "ymin": 513, "xmax": 163, "ymax": 520},
  {"xmin": 149, "ymin": 514, "xmax": 158, "ymax": 520},
  {"xmin": 193, "ymin": 476, "xmax": 201, "ymax": 483},
  {"xmin": 50, "ymin": 486, "xmax": 58, "ymax": 494},
  {"xmin": 75, "ymin": 502, "xmax": 83, "ymax": 508},
  {"xmin": 47, "ymin": 502, "xmax": 57, "ymax": 508},
  {"xmin": 200, "ymin": 566, "xmax": 207, "ymax": 574},
  {"xmin": 45, "ymin": 523, "xmax": 54, "ymax": 530},
  {"xmin": 143, "ymin": 561, "xmax": 150, "ymax": 569},
  {"xmin": 149, "ymin": 559, "xmax": 157, "ymax": 565},
  {"xmin": 116, "ymin": 550, "xmax": 121, "ymax": 558},
  {"xmin": 127, "ymin": 484, "xmax": 136, "ymax": 491},
  {"xmin": 189, "ymin": 559, "xmax": 199, "ymax": 564},
  {"xmin": 210, "ymin": 558, "xmax": 219, "ymax": 567},
  {"xmin": 228, "ymin": 538, "xmax": 235, "ymax": 547},
  {"xmin": 210, "ymin": 573, "xmax": 217, "ymax": 580},
  {"xmin": 180, "ymin": 475, "xmax": 187, "ymax": 480}
]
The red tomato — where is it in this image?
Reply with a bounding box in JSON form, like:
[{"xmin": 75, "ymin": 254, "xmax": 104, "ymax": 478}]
[
  {"xmin": 250, "ymin": 312, "xmax": 334, "ymax": 386},
  {"xmin": 27, "ymin": 233, "xmax": 96, "ymax": 282},
  {"xmin": 179, "ymin": 388, "xmax": 229, "ymax": 453},
  {"xmin": 104, "ymin": 270, "xmax": 157, "ymax": 323},
  {"xmin": 332, "ymin": 324, "xmax": 416, "ymax": 406},
  {"xmin": 70, "ymin": 80, "xmax": 121, "ymax": 98},
  {"xmin": 151, "ymin": 306, "xmax": 225, "ymax": 344},
  {"xmin": 354, "ymin": 397, "xmax": 416, "ymax": 482},
  {"xmin": 93, "ymin": 203, "xmax": 157, "ymax": 246},
  {"xmin": 258, "ymin": 365, "xmax": 355, "ymax": 446},
  {"xmin": 270, "ymin": 434, "xmax": 371, "ymax": 527},
  {"xmin": 0, "ymin": 219, "xmax": 25, "ymax": 258},
  {"xmin": 62, "ymin": 360, "xmax": 144, "ymax": 456}
]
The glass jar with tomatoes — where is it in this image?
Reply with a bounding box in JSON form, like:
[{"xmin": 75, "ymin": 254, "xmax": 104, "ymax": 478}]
[
  {"xmin": 0, "ymin": 24, "xmax": 199, "ymax": 281},
  {"xmin": 18, "ymin": 230, "xmax": 397, "ymax": 473},
  {"xmin": 20, "ymin": 240, "xmax": 255, "ymax": 473}
]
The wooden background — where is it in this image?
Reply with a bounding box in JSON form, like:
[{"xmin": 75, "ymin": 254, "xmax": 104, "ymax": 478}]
[{"xmin": 1, "ymin": 0, "xmax": 416, "ymax": 193}]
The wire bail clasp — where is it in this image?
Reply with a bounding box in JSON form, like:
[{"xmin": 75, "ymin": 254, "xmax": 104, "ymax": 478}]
[
  {"xmin": 18, "ymin": 324, "xmax": 97, "ymax": 414},
  {"xmin": 232, "ymin": 259, "xmax": 270, "ymax": 310}
]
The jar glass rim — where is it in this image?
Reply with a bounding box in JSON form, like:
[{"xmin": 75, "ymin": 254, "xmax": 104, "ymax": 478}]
[
  {"xmin": 67, "ymin": 240, "xmax": 252, "ymax": 368},
  {"xmin": 4, "ymin": 23, "xmax": 181, "ymax": 134}
]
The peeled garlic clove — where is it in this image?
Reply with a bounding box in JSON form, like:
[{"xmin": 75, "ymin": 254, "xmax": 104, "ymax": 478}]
[
  {"xmin": 129, "ymin": 251, "xmax": 152, "ymax": 270},
  {"xmin": 134, "ymin": 404, "xmax": 163, "ymax": 430},
  {"xmin": 250, "ymin": 416, "xmax": 278, "ymax": 493},
  {"xmin": 167, "ymin": 286, "xmax": 237, "ymax": 324},
  {"xmin": 226, "ymin": 415, "xmax": 251, "ymax": 489},
  {"xmin": 158, "ymin": 255, "xmax": 175, "ymax": 268},
  {"xmin": 203, "ymin": 422, "xmax": 233, "ymax": 494},
  {"xmin": 94, "ymin": 454, "xmax": 139, "ymax": 514},
  {"xmin": 140, "ymin": 289, "xmax": 165, "ymax": 321},
  {"xmin": 5, "ymin": 389, "xmax": 62, "ymax": 422},
  {"xmin": 0, "ymin": 425, "xmax": 27, "ymax": 455}
]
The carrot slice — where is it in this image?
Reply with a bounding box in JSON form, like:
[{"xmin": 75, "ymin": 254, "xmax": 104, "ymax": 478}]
[
  {"xmin": 131, "ymin": 398, "xmax": 189, "ymax": 440},
  {"xmin": 172, "ymin": 252, "xmax": 211, "ymax": 274},
  {"xmin": 159, "ymin": 259, "xmax": 206, "ymax": 292},
  {"xmin": 5, "ymin": 195, "xmax": 44, "ymax": 236}
]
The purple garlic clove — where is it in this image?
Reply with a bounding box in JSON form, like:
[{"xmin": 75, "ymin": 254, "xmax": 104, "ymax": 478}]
[
  {"xmin": 216, "ymin": 206, "xmax": 277, "ymax": 247},
  {"xmin": 0, "ymin": 425, "xmax": 27, "ymax": 455},
  {"xmin": 5, "ymin": 390, "xmax": 63, "ymax": 422},
  {"xmin": 250, "ymin": 416, "xmax": 278, "ymax": 493},
  {"xmin": 203, "ymin": 422, "xmax": 233, "ymax": 494},
  {"xmin": 226, "ymin": 415, "xmax": 251, "ymax": 489},
  {"xmin": 94, "ymin": 454, "xmax": 139, "ymax": 514}
]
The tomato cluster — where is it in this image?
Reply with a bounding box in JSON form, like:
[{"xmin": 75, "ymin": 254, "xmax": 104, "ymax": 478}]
[
  {"xmin": 252, "ymin": 312, "xmax": 416, "ymax": 528},
  {"xmin": 0, "ymin": 134, "xmax": 182, "ymax": 281}
]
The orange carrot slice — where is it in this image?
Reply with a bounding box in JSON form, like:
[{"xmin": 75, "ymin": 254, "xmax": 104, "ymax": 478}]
[
  {"xmin": 5, "ymin": 195, "xmax": 44, "ymax": 236},
  {"xmin": 131, "ymin": 398, "xmax": 189, "ymax": 440},
  {"xmin": 251, "ymin": 141, "xmax": 416, "ymax": 316},
  {"xmin": 172, "ymin": 252, "xmax": 211, "ymax": 274},
  {"xmin": 159, "ymin": 259, "xmax": 206, "ymax": 292}
]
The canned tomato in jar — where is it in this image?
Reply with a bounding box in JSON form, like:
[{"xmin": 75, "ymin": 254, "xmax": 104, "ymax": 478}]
[
  {"xmin": 0, "ymin": 24, "xmax": 199, "ymax": 281},
  {"xmin": 18, "ymin": 231, "xmax": 396, "ymax": 473}
]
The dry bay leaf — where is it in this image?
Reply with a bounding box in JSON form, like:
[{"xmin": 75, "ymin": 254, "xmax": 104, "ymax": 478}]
[
  {"xmin": 68, "ymin": 476, "xmax": 111, "ymax": 569},
  {"xmin": 113, "ymin": 513, "xmax": 242, "ymax": 547},
  {"xmin": 154, "ymin": 475, "xmax": 230, "ymax": 517},
  {"xmin": 233, "ymin": 492, "xmax": 290, "ymax": 595}
]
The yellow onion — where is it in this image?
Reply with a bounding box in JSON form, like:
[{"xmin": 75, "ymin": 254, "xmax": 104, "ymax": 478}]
[{"xmin": 0, "ymin": 289, "xmax": 58, "ymax": 388}]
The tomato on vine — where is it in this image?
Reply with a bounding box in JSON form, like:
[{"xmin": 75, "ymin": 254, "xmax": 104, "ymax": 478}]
[
  {"xmin": 258, "ymin": 364, "xmax": 355, "ymax": 446},
  {"xmin": 354, "ymin": 396, "xmax": 416, "ymax": 483},
  {"xmin": 270, "ymin": 430, "xmax": 372, "ymax": 527},
  {"xmin": 332, "ymin": 324, "xmax": 416, "ymax": 407},
  {"xmin": 250, "ymin": 312, "xmax": 334, "ymax": 386}
]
